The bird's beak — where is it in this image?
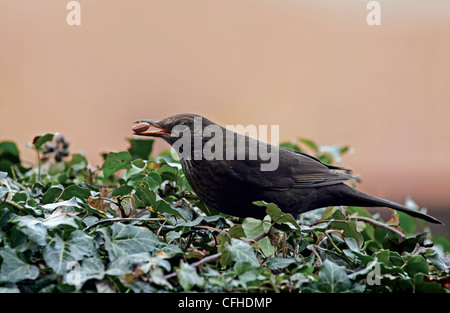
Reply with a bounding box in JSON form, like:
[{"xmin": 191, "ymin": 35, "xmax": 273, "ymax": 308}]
[{"xmin": 132, "ymin": 120, "xmax": 171, "ymax": 137}]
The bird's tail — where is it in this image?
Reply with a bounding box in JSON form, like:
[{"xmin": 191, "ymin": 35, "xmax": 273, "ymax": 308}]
[{"xmin": 337, "ymin": 184, "xmax": 442, "ymax": 224}]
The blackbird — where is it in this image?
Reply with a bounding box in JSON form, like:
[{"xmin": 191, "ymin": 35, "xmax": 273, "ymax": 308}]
[{"xmin": 132, "ymin": 113, "xmax": 441, "ymax": 224}]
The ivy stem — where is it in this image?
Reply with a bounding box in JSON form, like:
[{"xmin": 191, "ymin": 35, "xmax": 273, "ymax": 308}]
[
  {"xmin": 350, "ymin": 216, "xmax": 406, "ymax": 240},
  {"xmin": 82, "ymin": 217, "xmax": 166, "ymax": 231},
  {"xmin": 164, "ymin": 252, "xmax": 222, "ymax": 280},
  {"xmin": 324, "ymin": 230, "xmax": 343, "ymax": 254},
  {"xmin": 3, "ymin": 199, "xmax": 26, "ymax": 211},
  {"xmin": 36, "ymin": 148, "xmax": 42, "ymax": 183},
  {"xmin": 163, "ymin": 225, "xmax": 273, "ymax": 281}
]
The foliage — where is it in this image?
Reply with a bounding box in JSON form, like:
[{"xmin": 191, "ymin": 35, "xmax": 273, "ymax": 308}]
[{"xmin": 0, "ymin": 134, "xmax": 449, "ymax": 293}]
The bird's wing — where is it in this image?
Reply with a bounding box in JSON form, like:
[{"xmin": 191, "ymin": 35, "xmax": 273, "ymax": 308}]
[
  {"xmin": 287, "ymin": 148, "xmax": 353, "ymax": 173},
  {"xmin": 226, "ymin": 146, "xmax": 357, "ymax": 190}
]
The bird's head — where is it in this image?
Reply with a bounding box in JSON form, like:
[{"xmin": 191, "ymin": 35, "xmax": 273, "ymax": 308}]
[{"xmin": 132, "ymin": 113, "xmax": 215, "ymax": 145}]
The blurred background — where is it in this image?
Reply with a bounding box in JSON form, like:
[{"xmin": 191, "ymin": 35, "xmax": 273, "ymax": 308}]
[{"xmin": 1, "ymin": 1, "xmax": 449, "ymax": 232}]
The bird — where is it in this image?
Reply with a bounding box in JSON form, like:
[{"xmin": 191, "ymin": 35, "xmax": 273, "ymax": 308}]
[{"xmin": 131, "ymin": 113, "xmax": 442, "ymax": 224}]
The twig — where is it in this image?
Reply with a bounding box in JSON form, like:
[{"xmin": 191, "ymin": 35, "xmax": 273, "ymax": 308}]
[
  {"xmin": 309, "ymin": 216, "xmax": 406, "ymax": 240},
  {"xmin": 163, "ymin": 223, "xmax": 274, "ymax": 281},
  {"xmin": 52, "ymin": 188, "xmax": 66, "ymax": 203},
  {"xmin": 193, "ymin": 225, "xmax": 232, "ymax": 242},
  {"xmin": 83, "ymin": 217, "xmax": 166, "ymax": 231},
  {"xmin": 246, "ymin": 214, "xmax": 286, "ymax": 244},
  {"xmin": 164, "ymin": 252, "xmax": 222, "ymax": 280},
  {"xmin": 350, "ymin": 216, "xmax": 406, "ymax": 240},
  {"xmin": 132, "ymin": 206, "xmax": 150, "ymax": 218},
  {"xmin": 3, "ymin": 199, "xmax": 26, "ymax": 211},
  {"xmin": 248, "ymin": 229, "xmax": 271, "ymax": 243},
  {"xmin": 324, "ymin": 230, "xmax": 343, "ymax": 254}
]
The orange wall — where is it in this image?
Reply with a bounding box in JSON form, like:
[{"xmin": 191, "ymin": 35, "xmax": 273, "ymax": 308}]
[{"xmin": 1, "ymin": 1, "xmax": 449, "ymax": 218}]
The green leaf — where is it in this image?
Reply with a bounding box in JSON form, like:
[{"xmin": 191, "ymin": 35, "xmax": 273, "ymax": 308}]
[
  {"xmin": 298, "ymin": 138, "xmax": 318, "ymax": 152},
  {"xmin": 302, "ymin": 260, "xmax": 365, "ymax": 293},
  {"xmin": 0, "ymin": 246, "xmax": 39, "ymax": 283},
  {"xmin": 146, "ymin": 172, "xmax": 162, "ymax": 191},
  {"xmin": 279, "ymin": 142, "xmax": 301, "ymax": 151},
  {"xmin": 229, "ymin": 238, "xmax": 260, "ymax": 267},
  {"xmin": 67, "ymin": 153, "xmax": 88, "ymax": 173},
  {"xmin": 111, "ymin": 185, "xmax": 133, "ymax": 197},
  {"xmin": 127, "ymin": 138, "xmax": 154, "ymax": 161},
  {"xmin": 300, "ymin": 219, "xmax": 334, "ymax": 233},
  {"xmin": 177, "ymin": 261, "xmax": 204, "ymax": 292},
  {"xmin": 0, "ymin": 207, "xmax": 10, "ymax": 228},
  {"xmin": 42, "ymin": 208, "xmax": 80, "ymax": 229},
  {"xmin": 40, "ymin": 197, "xmax": 80, "ymax": 211},
  {"xmin": 157, "ymin": 163, "xmax": 179, "ymax": 181},
  {"xmin": 42, "ymin": 186, "xmax": 64, "ymax": 204},
  {"xmin": 432, "ymin": 235, "xmax": 450, "ymax": 253},
  {"xmin": 102, "ymin": 151, "xmax": 132, "ymax": 179},
  {"xmin": 78, "ymin": 257, "xmax": 105, "ymax": 286},
  {"xmin": 253, "ymin": 201, "xmax": 300, "ymax": 229},
  {"xmin": 43, "ymin": 231, "xmax": 97, "ymax": 275},
  {"xmin": 125, "ymin": 160, "xmax": 147, "ymax": 178},
  {"xmin": 228, "ymin": 224, "xmax": 246, "ymax": 238},
  {"xmin": 254, "ymin": 201, "xmax": 280, "ymax": 218},
  {"xmin": 424, "ymin": 249, "xmax": 449, "ymax": 270},
  {"xmin": 134, "ymin": 181, "xmax": 180, "ymax": 216},
  {"xmin": 317, "ymin": 153, "xmax": 333, "ymax": 165},
  {"xmin": 265, "ymin": 257, "xmax": 301, "ymax": 270},
  {"xmin": 396, "ymin": 210, "xmax": 417, "ymax": 235},
  {"xmin": 60, "ymin": 185, "xmax": 91, "ymax": 201},
  {"xmin": 331, "ymin": 210, "xmax": 364, "ymax": 248},
  {"xmin": 100, "ymin": 223, "xmax": 163, "ymax": 261},
  {"xmin": 242, "ymin": 217, "xmax": 275, "ymax": 257},
  {"xmin": 33, "ymin": 133, "xmax": 54, "ymax": 150},
  {"xmin": 0, "ymin": 142, "xmax": 20, "ymax": 163},
  {"xmin": 12, "ymin": 215, "xmax": 47, "ymax": 246},
  {"xmin": 0, "ymin": 141, "xmax": 26, "ymax": 175},
  {"xmin": 404, "ymin": 255, "xmax": 429, "ymax": 277},
  {"xmin": 11, "ymin": 192, "xmax": 28, "ymax": 203}
]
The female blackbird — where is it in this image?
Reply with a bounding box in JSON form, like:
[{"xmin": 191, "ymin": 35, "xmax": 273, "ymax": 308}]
[{"xmin": 132, "ymin": 113, "xmax": 441, "ymax": 224}]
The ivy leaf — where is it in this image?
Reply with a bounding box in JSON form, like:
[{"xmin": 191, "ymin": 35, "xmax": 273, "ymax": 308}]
[
  {"xmin": 279, "ymin": 142, "xmax": 301, "ymax": 152},
  {"xmin": 265, "ymin": 257, "xmax": 301, "ymax": 270},
  {"xmin": 42, "ymin": 207, "xmax": 80, "ymax": 229},
  {"xmin": 0, "ymin": 141, "xmax": 26, "ymax": 175},
  {"xmin": 229, "ymin": 238, "xmax": 260, "ymax": 267},
  {"xmin": 77, "ymin": 257, "xmax": 105, "ymax": 286},
  {"xmin": 404, "ymin": 255, "xmax": 429, "ymax": 277},
  {"xmin": 302, "ymin": 260, "xmax": 365, "ymax": 293},
  {"xmin": 242, "ymin": 217, "xmax": 275, "ymax": 257},
  {"xmin": 41, "ymin": 197, "xmax": 81, "ymax": 211},
  {"xmin": 0, "ymin": 207, "xmax": 10, "ymax": 228},
  {"xmin": 42, "ymin": 186, "xmax": 64, "ymax": 204},
  {"xmin": 102, "ymin": 151, "xmax": 132, "ymax": 179},
  {"xmin": 43, "ymin": 231, "xmax": 97, "ymax": 275},
  {"xmin": 60, "ymin": 185, "xmax": 91, "ymax": 201},
  {"xmin": 127, "ymin": 138, "xmax": 154, "ymax": 161},
  {"xmin": 0, "ymin": 246, "xmax": 39, "ymax": 283},
  {"xmin": 32, "ymin": 133, "xmax": 54, "ymax": 150},
  {"xmin": 331, "ymin": 210, "xmax": 364, "ymax": 248},
  {"xmin": 297, "ymin": 138, "xmax": 319, "ymax": 152},
  {"xmin": 100, "ymin": 223, "xmax": 163, "ymax": 261},
  {"xmin": 253, "ymin": 201, "xmax": 300, "ymax": 229},
  {"xmin": 111, "ymin": 185, "xmax": 133, "ymax": 197},
  {"xmin": 12, "ymin": 215, "xmax": 47, "ymax": 246},
  {"xmin": 177, "ymin": 261, "xmax": 205, "ymax": 292}
]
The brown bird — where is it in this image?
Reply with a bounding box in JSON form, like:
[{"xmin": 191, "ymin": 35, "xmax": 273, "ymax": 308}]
[{"xmin": 132, "ymin": 113, "xmax": 441, "ymax": 224}]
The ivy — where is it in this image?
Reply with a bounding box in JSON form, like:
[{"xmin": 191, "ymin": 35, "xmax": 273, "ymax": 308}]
[{"xmin": 0, "ymin": 134, "xmax": 448, "ymax": 293}]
